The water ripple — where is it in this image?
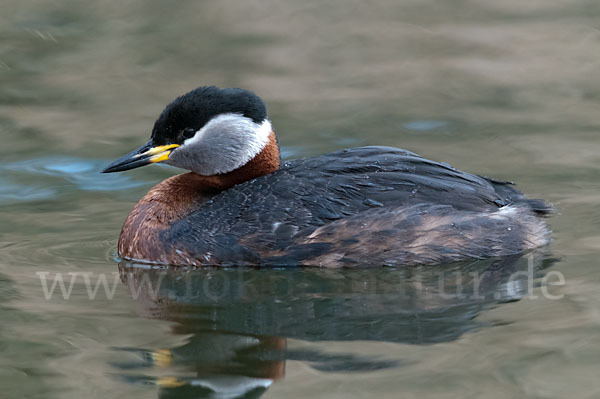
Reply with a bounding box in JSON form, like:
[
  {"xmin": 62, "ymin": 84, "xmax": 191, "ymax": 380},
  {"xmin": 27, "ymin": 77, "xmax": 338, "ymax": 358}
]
[
  {"xmin": 0, "ymin": 178, "xmax": 56, "ymax": 202},
  {"xmin": 403, "ymin": 120, "xmax": 450, "ymax": 132},
  {"xmin": 0, "ymin": 157, "xmax": 148, "ymax": 203}
]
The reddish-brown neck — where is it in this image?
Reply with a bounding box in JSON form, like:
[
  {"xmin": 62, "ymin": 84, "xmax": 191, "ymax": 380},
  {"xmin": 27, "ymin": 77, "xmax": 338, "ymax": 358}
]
[{"xmin": 118, "ymin": 131, "xmax": 280, "ymax": 263}]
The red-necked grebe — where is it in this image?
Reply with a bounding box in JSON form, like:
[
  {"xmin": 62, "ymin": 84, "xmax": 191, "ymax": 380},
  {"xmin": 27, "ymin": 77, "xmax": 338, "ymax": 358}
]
[{"xmin": 102, "ymin": 86, "xmax": 551, "ymax": 267}]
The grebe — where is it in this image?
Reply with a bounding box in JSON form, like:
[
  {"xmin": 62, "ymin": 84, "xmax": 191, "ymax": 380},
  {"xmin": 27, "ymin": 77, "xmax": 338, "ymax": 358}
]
[{"xmin": 103, "ymin": 86, "xmax": 551, "ymax": 267}]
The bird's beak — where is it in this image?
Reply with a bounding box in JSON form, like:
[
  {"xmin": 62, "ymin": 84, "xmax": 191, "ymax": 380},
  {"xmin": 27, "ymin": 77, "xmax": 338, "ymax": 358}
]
[{"xmin": 101, "ymin": 140, "xmax": 180, "ymax": 173}]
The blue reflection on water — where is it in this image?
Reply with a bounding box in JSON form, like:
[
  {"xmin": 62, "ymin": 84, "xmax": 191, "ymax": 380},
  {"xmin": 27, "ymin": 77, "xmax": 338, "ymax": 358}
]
[
  {"xmin": 403, "ymin": 120, "xmax": 449, "ymax": 131},
  {"xmin": 0, "ymin": 157, "xmax": 149, "ymax": 203},
  {"xmin": 0, "ymin": 178, "xmax": 57, "ymax": 202},
  {"xmin": 44, "ymin": 160, "xmax": 93, "ymax": 174}
]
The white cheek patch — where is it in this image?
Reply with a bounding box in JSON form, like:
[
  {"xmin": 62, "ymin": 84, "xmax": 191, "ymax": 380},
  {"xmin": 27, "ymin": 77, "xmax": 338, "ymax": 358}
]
[{"xmin": 166, "ymin": 113, "xmax": 272, "ymax": 175}]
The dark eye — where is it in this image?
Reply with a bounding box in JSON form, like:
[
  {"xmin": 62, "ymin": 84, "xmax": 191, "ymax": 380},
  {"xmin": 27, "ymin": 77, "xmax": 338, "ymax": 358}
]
[{"xmin": 181, "ymin": 128, "xmax": 195, "ymax": 140}]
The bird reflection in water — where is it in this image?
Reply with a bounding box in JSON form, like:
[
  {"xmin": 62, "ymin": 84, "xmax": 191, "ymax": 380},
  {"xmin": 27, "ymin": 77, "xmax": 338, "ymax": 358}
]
[{"xmin": 113, "ymin": 251, "xmax": 554, "ymax": 399}]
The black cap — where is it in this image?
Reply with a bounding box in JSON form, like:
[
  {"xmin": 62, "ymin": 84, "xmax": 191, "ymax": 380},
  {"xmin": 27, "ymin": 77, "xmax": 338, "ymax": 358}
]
[{"xmin": 151, "ymin": 86, "xmax": 267, "ymax": 145}]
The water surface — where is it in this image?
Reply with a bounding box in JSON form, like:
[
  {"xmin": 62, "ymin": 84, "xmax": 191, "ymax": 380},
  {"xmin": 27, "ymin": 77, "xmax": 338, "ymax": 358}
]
[{"xmin": 1, "ymin": 1, "xmax": 600, "ymax": 398}]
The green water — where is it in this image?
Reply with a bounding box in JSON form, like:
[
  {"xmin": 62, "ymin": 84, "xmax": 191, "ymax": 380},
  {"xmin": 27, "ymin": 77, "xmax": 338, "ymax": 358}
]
[{"xmin": 2, "ymin": 1, "xmax": 600, "ymax": 398}]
